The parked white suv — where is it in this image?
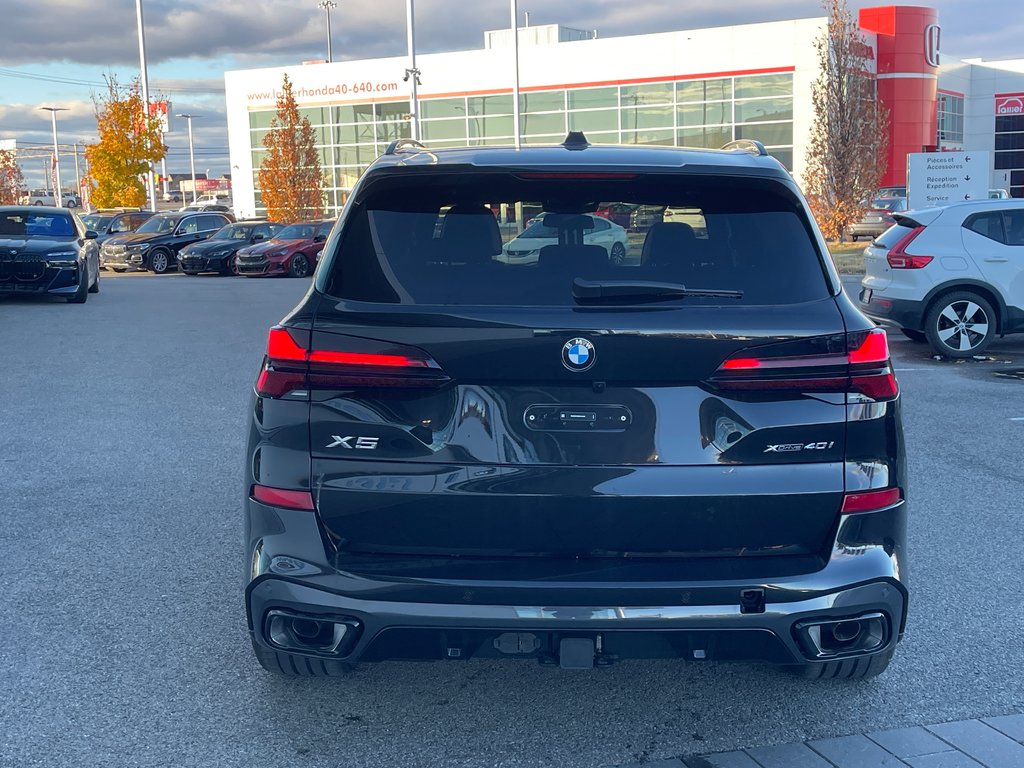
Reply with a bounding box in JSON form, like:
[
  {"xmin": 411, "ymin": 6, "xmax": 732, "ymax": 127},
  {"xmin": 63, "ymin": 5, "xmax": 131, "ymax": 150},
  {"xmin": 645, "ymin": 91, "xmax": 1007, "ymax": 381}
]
[
  {"xmin": 859, "ymin": 199, "xmax": 1024, "ymax": 357},
  {"xmin": 18, "ymin": 189, "xmax": 81, "ymax": 207}
]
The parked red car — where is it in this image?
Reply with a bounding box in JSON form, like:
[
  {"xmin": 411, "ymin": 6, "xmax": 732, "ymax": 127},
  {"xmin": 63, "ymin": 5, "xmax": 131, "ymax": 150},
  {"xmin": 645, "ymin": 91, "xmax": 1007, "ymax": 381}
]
[{"xmin": 234, "ymin": 220, "xmax": 333, "ymax": 277}]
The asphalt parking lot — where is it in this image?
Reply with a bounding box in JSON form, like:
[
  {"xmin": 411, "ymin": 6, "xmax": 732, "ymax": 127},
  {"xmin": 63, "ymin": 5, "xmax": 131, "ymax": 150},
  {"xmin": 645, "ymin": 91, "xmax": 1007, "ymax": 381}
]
[{"xmin": 1, "ymin": 274, "xmax": 1022, "ymax": 768}]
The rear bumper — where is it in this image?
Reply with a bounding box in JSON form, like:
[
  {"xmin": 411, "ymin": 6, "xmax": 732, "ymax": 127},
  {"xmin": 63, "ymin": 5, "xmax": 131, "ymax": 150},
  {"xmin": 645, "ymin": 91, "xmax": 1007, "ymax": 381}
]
[
  {"xmin": 245, "ymin": 501, "xmax": 908, "ymax": 667},
  {"xmin": 850, "ymin": 222, "xmax": 889, "ymax": 238},
  {"xmin": 858, "ymin": 288, "xmax": 926, "ymax": 332}
]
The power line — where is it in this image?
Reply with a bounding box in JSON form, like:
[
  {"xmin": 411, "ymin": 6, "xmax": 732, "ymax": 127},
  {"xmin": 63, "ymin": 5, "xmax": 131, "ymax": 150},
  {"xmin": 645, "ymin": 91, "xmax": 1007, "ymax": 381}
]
[{"xmin": 0, "ymin": 66, "xmax": 224, "ymax": 93}]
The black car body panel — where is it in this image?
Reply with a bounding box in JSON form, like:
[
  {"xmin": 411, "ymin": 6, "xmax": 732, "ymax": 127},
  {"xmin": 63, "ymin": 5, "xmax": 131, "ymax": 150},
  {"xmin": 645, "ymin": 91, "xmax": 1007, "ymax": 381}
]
[
  {"xmin": 178, "ymin": 221, "xmax": 281, "ymax": 274},
  {"xmin": 243, "ymin": 141, "xmax": 908, "ymax": 674},
  {"xmin": 101, "ymin": 211, "xmax": 233, "ymax": 271},
  {"xmin": 0, "ymin": 206, "xmax": 99, "ymax": 298},
  {"xmin": 79, "ymin": 210, "xmax": 154, "ymax": 249}
]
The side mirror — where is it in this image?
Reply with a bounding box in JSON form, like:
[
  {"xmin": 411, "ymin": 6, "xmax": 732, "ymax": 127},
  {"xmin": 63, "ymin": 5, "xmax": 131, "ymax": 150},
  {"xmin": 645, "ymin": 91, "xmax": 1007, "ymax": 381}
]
[
  {"xmin": 313, "ymin": 234, "xmax": 326, "ymax": 243},
  {"xmin": 251, "ymin": 233, "xmax": 265, "ymax": 242},
  {"xmin": 84, "ymin": 230, "xmax": 98, "ymax": 240}
]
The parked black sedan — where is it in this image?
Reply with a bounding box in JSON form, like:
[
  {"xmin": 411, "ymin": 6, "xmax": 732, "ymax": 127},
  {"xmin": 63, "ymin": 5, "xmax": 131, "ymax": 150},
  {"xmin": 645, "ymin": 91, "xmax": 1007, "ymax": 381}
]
[
  {"xmin": 0, "ymin": 206, "xmax": 100, "ymax": 303},
  {"xmin": 178, "ymin": 220, "xmax": 282, "ymax": 275}
]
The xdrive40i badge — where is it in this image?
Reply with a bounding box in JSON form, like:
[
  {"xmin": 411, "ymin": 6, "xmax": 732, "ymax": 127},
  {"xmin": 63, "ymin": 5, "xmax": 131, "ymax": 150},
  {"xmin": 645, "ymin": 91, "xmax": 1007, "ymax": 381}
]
[{"xmin": 562, "ymin": 337, "xmax": 596, "ymax": 372}]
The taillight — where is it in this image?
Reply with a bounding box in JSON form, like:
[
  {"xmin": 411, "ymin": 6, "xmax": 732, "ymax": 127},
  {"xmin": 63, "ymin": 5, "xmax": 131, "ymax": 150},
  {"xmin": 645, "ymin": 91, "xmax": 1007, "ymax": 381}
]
[
  {"xmin": 251, "ymin": 484, "xmax": 315, "ymax": 511},
  {"xmin": 886, "ymin": 226, "xmax": 932, "ymax": 269},
  {"xmin": 841, "ymin": 487, "xmax": 902, "ymax": 514},
  {"xmin": 710, "ymin": 329, "xmax": 898, "ymax": 400},
  {"xmin": 255, "ymin": 326, "xmax": 448, "ymax": 398}
]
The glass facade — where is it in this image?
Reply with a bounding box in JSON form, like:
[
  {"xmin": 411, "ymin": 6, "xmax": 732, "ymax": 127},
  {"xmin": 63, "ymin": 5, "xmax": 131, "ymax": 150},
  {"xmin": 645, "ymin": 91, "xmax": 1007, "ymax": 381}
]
[
  {"xmin": 937, "ymin": 92, "xmax": 965, "ymax": 146},
  {"xmin": 995, "ymin": 114, "xmax": 1024, "ymax": 198},
  {"xmin": 246, "ymin": 73, "xmax": 795, "ymax": 217}
]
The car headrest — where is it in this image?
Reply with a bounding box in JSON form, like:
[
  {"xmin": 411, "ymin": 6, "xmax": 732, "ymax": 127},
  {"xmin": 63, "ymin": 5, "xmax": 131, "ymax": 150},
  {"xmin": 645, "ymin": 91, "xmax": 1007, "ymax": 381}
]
[
  {"xmin": 440, "ymin": 204, "xmax": 502, "ymax": 259},
  {"xmin": 641, "ymin": 222, "xmax": 697, "ymax": 265}
]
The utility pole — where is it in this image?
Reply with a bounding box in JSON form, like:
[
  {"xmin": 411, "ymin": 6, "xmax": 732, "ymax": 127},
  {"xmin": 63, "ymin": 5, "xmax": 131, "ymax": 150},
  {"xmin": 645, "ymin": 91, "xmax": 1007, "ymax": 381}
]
[
  {"xmin": 176, "ymin": 113, "xmax": 199, "ymax": 204},
  {"xmin": 510, "ymin": 0, "xmax": 521, "ymax": 151},
  {"xmin": 405, "ymin": 0, "xmax": 420, "ymax": 141},
  {"xmin": 510, "ymin": 0, "xmax": 523, "ymax": 232},
  {"xmin": 135, "ymin": 0, "xmax": 158, "ymax": 211},
  {"xmin": 40, "ymin": 107, "xmax": 68, "ymax": 204},
  {"xmin": 73, "ymin": 142, "xmax": 82, "ymax": 199}
]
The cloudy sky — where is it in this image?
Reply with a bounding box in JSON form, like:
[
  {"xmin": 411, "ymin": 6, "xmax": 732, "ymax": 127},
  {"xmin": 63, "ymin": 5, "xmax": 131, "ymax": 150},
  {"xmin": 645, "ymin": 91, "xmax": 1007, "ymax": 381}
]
[{"xmin": 2, "ymin": 0, "xmax": 1020, "ymax": 188}]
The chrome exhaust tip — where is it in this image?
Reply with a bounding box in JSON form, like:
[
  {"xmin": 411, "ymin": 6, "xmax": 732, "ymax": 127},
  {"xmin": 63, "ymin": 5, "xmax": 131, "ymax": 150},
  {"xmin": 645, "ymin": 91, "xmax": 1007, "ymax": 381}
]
[
  {"xmin": 794, "ymin": 612, "xmax": 888, "ymax": 660},
  {"xmin": 264, "ymin": 609, "xmax": 361, "ymax": 657}
]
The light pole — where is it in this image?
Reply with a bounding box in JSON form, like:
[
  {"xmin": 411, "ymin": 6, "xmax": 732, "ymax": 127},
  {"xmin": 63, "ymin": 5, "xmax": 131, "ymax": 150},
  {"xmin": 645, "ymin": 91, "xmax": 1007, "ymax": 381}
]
[
  {"xmin": 404, "ymin": 0, "xmax": 420, "ymax": 141},
  {"xmin": 135, "ymin": 0, "xmax": 158, "ymax": 211},
  {"xmin": 510, "ymin": 0, "xmax": 521, "ymax": 151},
  {"xmin": 318, "ymin": 1, "xmax": 337, "ymax": 63},
  {"xmin": 176, "ymin": 113, "xmax": 199, "ymax": 203},
  {"xmin": 40, "ymin": 107, "xmax": 68, "ymax": 205}
]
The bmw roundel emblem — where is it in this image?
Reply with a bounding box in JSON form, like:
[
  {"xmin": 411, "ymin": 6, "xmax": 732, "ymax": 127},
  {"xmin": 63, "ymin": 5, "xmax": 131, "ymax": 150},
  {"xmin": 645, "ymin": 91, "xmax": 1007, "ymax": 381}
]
[{"xmin": 562, "ymin": 337, "xmax": 596, "ymax": 372}]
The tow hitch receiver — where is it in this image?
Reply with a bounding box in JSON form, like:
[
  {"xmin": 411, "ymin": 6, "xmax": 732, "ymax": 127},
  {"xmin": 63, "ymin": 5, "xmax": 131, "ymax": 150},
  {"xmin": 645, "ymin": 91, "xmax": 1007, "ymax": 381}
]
[{"xmin": 559, "ymin": 637, "xmax": 595, "ymax": 669}]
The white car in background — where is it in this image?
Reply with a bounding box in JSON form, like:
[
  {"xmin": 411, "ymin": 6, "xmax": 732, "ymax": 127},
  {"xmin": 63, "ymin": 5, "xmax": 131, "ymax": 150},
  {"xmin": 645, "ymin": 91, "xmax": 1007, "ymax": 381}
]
[
  {"xmin": 497, "ymin": 212, "xmax": 629, "ymax": 265},
  {"xmin": 19, "ymin": 189, "xmax": 80, "ymax": 207},
  {"xmin": 858, "ymin": 199, "xmax": 1024, "ymax": 357}
]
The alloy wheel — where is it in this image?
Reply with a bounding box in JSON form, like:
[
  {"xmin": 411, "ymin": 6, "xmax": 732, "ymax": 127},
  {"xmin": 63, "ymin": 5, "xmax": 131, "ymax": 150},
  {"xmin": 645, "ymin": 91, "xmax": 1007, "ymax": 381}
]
[
  {"xmin": 935, "ymin": 300, "xmax": 989, "ymax": 353},
  {"xmin": 150, "ymin": 251, "xmax": 169, "ymax": 274}
]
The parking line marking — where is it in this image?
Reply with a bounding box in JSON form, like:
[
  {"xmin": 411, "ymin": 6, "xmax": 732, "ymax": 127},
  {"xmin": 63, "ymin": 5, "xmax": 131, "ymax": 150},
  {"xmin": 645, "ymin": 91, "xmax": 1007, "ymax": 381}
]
[{"xmin": 1011, "ymin": 417, "xmax": 1024, "ymax": 421}]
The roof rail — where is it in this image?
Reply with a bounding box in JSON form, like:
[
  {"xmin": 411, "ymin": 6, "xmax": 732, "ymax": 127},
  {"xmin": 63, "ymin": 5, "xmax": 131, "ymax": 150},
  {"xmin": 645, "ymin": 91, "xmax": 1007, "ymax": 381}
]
[
  {"xmin": 720, "ymin": 139, "xmax": 769, "ymax": 157},
  {"xmin": 562, "ymin": 131, "xmax": 590, "ymax": 150},
  {"xmin": 384, "ymin": 138, "xmax": 427, "ymax": 155}
]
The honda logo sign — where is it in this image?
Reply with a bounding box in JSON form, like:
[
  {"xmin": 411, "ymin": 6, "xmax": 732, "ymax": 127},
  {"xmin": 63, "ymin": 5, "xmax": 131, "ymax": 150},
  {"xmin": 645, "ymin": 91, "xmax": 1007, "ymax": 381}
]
[
  {"xmin": 924, "ymin": 24, "xmax": 941, "ymax": 68},
  {"xmin": 996, "ymin": 94, "xmax": 1024, "ymax": 116}
]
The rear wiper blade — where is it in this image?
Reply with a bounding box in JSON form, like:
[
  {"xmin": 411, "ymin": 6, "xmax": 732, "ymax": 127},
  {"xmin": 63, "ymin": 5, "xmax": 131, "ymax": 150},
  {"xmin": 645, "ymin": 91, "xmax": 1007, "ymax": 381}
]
[{"xmin": 572, "ymin": 278, "xmax": 743, "ymax": 304}]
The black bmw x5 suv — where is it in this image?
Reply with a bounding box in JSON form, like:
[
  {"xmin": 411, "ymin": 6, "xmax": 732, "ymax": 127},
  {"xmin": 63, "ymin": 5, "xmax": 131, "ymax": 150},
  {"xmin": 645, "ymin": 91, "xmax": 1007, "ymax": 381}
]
[{"xmin": 245, "ymin": 135, "xmax": 908, "ymax": 680}]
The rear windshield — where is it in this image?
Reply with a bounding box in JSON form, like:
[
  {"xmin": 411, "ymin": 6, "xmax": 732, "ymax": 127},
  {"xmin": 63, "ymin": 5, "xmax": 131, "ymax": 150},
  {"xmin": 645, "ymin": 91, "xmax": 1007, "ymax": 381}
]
[
  {"xmin": 324, "ymin": 171, "xmax": 830, "ymax": 306},
  {"xmin": 873, "ymin": 223, "xmax": 914, "ymax": 249}
]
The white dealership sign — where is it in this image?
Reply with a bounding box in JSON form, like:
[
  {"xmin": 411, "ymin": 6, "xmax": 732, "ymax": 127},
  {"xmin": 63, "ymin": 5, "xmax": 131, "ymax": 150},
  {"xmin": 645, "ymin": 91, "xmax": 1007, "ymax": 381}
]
[{"xmin": 907, "ymin": 151, "xmax": 990, "ymax": 210}]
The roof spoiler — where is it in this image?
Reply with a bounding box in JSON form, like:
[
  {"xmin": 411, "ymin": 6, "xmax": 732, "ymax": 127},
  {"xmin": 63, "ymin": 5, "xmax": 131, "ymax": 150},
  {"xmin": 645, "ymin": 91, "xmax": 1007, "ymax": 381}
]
[
  {"xmin": 384, "ymin": 139, "xmax": 426, "ymax": 155},
  {"xmin": 720, "ymin": 139, "xmax": 769, "ymax": 157}
]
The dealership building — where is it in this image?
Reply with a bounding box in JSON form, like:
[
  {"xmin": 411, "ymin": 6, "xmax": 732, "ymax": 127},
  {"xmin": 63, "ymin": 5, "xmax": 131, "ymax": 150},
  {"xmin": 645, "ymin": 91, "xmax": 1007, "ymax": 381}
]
[{"xmin": 224, "ymin": 5, "xmax": 1024, "ymax": 219}]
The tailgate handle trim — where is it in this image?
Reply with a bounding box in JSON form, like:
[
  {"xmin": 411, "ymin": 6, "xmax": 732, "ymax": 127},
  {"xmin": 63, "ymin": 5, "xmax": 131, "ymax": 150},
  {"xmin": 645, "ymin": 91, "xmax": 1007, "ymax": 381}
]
[{"xmin": 525, "ymin": 404, "xmax": 631, "ymax": 432}]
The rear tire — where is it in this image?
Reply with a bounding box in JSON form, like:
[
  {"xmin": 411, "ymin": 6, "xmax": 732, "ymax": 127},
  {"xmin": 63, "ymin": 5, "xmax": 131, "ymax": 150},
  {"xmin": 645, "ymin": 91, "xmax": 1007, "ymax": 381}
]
[
  {"xmin": 900, "ymin": 329, "xmax": 926, "ymax": 343},
  {"xmin": 924, "ymin": 291, "xmax": 996, "ymax": 358},
  {"xmin": 787, "ymin": 649, "xmax": 894, "ymax": 680},
  {"xmin": 250, "ymin": 638, "xmax": 351, "ymax": 677},
  {"xmin": 610, "ymin": 242, "xmax": 626, "ymax": 266}
]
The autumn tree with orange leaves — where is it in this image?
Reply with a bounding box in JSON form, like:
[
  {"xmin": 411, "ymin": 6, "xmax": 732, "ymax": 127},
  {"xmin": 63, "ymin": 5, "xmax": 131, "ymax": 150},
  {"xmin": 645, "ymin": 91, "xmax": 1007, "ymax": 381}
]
[
  {"xmin": 0, "ymin": 149, "xmax": 24, "ymax": 205},
  {"xmin": 803, "ymin": 0, "xmax": 889, "ymax": 241},
  {"xmin": 85, "ymin": 76, "xmax": 166, "ymax": 209},
  {"xmin": 258, "ymin": 75, "xmax": 323, "ymax": 223}
]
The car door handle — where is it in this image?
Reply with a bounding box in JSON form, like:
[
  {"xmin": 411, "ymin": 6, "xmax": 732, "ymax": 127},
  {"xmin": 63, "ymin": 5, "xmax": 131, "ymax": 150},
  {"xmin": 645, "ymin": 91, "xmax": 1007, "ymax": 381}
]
[{"xmin": 984, "ymin": 258, "xmax": 1009, "ymax": 263}]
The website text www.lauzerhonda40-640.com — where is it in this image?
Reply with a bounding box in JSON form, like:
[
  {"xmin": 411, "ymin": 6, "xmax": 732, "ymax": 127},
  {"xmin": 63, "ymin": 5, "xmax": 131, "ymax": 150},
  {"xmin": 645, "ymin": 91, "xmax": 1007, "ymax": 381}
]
[{"xmin": 247, "ymin": 81, "xmax": 400, "ymax": 102}]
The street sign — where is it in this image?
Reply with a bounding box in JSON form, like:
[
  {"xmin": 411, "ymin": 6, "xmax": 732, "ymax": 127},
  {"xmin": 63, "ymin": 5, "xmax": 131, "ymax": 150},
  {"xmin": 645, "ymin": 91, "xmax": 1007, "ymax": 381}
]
[{"xmin": 907, "ymin": 151, "xmax": 990, "ymax": 210}]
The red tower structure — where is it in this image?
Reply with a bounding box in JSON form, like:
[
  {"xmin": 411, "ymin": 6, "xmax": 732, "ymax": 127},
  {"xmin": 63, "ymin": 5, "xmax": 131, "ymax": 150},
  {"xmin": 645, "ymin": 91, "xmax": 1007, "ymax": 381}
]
[{"xmin": 859, "ymin": 5, "xmax": 940, "ymax": 187}]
